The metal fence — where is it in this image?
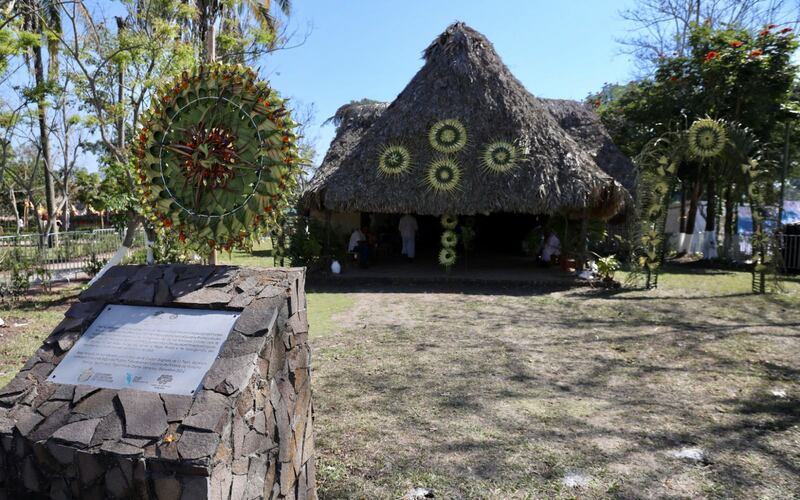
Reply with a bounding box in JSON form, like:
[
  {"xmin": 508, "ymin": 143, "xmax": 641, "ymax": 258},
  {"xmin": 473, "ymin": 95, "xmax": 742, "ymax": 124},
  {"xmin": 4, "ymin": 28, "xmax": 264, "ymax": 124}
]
[
  {"xmin": 781, "ymin": 234, "xmax": 800, "ymax": 271},
  {"xmin": 0, "ymin": 228, "xmax": 146, "ymax": 284}
]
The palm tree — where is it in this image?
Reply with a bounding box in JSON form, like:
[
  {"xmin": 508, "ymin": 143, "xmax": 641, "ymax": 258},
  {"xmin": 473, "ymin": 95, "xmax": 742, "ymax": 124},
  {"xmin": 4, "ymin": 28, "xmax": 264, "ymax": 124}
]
[{"xmin": 182, "ymin": 0, "xmax": 291, "ymax": 62}]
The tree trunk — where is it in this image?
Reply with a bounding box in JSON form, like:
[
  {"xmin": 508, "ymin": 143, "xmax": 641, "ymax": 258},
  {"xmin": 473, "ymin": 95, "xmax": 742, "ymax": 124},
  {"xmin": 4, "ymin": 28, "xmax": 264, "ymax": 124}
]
[
  {"xmin": 680, "ymin": 180, "xmax": 702, "ymax": 254},
  {"xmin": 9, "ymin": 187, "xmax": 20, "ymax": 235},
  {"xmin": 679, "ymin": 182, "xmax": 687, "ymax": 234},
  {"xmin": 722, "ymin": 187, "xmax": 735, "ymax": 259},
  {"xmin": 32, "ymin": 44, "xmax": 58, "ymax": 246},
  {"xmin": 703, "ymin": 179, "xmax": 718, "ymax": 259},
  {"xmin": 88, "ymin": 213, "xmax": 140, "ymax": 285}
]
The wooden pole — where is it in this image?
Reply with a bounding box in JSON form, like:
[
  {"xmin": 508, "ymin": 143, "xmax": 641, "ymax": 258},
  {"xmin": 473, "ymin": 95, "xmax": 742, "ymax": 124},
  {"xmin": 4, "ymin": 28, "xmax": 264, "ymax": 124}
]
[{"xmin": 206, "ymin": 21, "xmax": 217, "ymax": 265}]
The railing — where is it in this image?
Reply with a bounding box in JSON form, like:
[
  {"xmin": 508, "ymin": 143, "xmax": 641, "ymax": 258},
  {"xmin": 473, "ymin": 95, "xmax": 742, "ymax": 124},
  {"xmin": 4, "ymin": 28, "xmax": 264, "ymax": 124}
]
[
  {"xmin": 780, "ymin": 234, "xmax": 800, "ymax": 271},
  {"xmin": 0, "ymin": 228, "xmax": 146, "ymax": 285}
]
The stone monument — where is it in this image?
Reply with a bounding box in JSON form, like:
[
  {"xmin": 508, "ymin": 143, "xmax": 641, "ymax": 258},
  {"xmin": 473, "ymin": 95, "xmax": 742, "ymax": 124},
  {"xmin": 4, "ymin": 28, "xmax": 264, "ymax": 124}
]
[{"xmin": 0, "ymin": 264, "xmax": 315, "ymax": 500}]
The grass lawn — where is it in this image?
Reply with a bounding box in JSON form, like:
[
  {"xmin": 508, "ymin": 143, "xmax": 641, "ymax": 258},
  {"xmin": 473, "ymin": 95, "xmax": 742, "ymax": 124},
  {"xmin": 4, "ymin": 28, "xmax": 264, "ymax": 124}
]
[{"xmin": 1, "ymin": 265, "xmax": 799, "ymax": 498}]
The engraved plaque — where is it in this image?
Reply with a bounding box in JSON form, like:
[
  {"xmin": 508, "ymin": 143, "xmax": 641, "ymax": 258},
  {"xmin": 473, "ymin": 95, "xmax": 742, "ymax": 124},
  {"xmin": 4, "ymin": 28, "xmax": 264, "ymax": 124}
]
[{"xmin": 49, "ymin": 304, "xmax": 239, "ymax": 395}]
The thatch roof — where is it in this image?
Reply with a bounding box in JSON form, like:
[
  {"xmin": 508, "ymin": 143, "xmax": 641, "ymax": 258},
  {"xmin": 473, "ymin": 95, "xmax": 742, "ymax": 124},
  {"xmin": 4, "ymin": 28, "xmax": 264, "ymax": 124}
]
[{"xmin": 303, "ymin": 22, "xmax": 632, "ymax": 219}]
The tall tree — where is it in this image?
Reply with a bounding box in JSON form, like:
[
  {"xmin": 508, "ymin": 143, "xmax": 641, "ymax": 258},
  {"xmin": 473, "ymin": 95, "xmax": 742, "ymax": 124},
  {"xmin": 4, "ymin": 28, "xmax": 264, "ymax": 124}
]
[
  {"xmin": 13, "ymin": 0, "xmax": 62, "ymax": 241},
  {"xmin": 619, "ymin": 0, "xmax": 790, "ymax": 70}
]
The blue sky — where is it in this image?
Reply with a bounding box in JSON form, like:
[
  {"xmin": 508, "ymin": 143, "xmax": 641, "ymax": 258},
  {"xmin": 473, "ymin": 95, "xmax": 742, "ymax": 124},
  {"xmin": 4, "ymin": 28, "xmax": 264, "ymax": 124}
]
[{"xmin": 264, "ymin": 0, "xmax": 636, "ymax": 164}]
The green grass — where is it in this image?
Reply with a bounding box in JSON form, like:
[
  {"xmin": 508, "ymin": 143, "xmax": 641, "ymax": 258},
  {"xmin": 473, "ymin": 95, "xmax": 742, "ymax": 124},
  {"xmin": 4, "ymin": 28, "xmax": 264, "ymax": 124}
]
[
  {"xmin": 217, "ymin": 239, "xmax": 276, "ymax": 267},
  {"xmin": 307, "ymin": 292, "xmax": 357, "ymax": 338},
  {"xmin": 0, "ymin": 283, "xmax": 83, "ymax": 386}
]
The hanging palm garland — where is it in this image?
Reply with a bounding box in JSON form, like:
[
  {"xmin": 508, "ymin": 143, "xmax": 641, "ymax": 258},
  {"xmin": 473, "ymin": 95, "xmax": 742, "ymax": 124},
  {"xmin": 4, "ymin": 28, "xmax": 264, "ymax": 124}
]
[
  {"xmin": 136, "ymin": 63, "xmax": 300, "ymax": 254},
  {"xmin": 481, "ymin": 141, "xmax": 520, "ymax": 173},
  {"xmin": 441, "ymin": 229, "xmax": 458, "ymax": 248},
  {"xmin": 428, "ymin": 119, "xmax": 468, "ymax": 153},
  {"xmin": 438, "ymin": 247, "xmax": 457, "ymax": 267},
  {"xmin": 688, "ymin": 118, "xmax": 727, "ymax": 158},
  {"xmin": 438, "ymin": 215, "xmax": 458, "ymax": 269},
  {"xmin": 441, "ymin": 214, "xmax": 458, "ymax": 229},
  {"xmin": 377, "ymin": 144, "xmax": 412, "ymax": 176},
  {"xmin": 426, "ymin": 157, "xmax": 462, "ymax": 193}
]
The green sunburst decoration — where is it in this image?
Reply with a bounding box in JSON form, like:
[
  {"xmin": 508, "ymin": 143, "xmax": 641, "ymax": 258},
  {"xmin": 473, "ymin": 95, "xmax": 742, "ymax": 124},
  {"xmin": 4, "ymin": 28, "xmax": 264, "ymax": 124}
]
[
  {"xmin": 378, "ymin": 144, "xmax": 412, "ymax": 175},
  {"xmin": 440, "ymin": 214, "xmax": 458, "ymax": 229},
  {"xmin": 438, "ymin": 247, "xmax": 457, "ymax": 267},
  {"xmin": 441, "ymin": 229, "xmax": 458, "ymax": 248},
  {"xmin": 136, "ymin": 63, "xmax": 299, "ymax": 253},
  {"xmin": 426, "ymin": 158, "xmax": 462, "ymax": 193},
  {"xmin": 481, "ymin": 141, "xmax": 519, "ymax": 173},
  {"xmin": 688, "ymin": 118, "xmax": 727, "ymax": 158},
  {"xmin": 428, "ymin": 119, "xmax": 467, "ymax": 153}
]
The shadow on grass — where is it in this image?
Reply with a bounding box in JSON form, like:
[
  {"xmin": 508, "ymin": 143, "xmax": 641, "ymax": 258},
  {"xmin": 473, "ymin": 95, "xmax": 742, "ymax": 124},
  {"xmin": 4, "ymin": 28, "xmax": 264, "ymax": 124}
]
[{"xmin": 313, "ymin": 288, "xmax": 800, "ymax": 498}]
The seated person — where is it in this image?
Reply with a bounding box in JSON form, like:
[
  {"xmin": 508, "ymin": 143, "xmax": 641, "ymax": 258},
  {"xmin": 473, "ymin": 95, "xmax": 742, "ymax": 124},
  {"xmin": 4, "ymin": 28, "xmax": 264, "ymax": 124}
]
[
  {"xmin": 348, "ymin": 226, "xmax": 371, "ymax": 268},
  {"xmin": 541, "ymin": 230, "xmax": 561, "ymax": 265}
]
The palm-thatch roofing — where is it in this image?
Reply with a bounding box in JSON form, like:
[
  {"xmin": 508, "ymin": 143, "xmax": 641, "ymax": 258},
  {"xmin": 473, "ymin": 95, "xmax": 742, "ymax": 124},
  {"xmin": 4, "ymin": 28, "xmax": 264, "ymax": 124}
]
[{"xmin": 303, "ymin": 22, "xmax": 633, "ymax": 219}]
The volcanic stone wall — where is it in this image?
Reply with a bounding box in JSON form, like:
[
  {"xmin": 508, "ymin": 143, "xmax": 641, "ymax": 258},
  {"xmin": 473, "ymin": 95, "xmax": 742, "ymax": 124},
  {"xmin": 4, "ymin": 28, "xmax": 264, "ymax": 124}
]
[{"xmin": 0, "ymin": 264, "xmax": 315, "ymax": 500}]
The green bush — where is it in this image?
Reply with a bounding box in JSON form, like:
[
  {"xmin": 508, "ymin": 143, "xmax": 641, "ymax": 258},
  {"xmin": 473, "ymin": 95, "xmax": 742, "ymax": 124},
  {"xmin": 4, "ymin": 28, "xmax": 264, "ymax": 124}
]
[{"xmin": 287, "ymin": 216, "xmax": 325, "ymax": 268}]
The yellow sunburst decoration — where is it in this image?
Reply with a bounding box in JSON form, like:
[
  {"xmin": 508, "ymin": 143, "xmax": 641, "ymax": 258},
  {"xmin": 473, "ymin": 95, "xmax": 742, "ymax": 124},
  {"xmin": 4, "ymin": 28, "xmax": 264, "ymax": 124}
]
[
  {"xmin": 429, "ymin": 119, "xmax": 467, "ymax": 153},
  {"xmin": 438, "ymin": 247, "xmax": 457, "ymax": 267},
  {"xmin": 426, "ymin": 158, "xmax": 462, "ymax": 193},
  {"xmin": 481, "ymin": 141, "xmax": 519, "ymax": 173},
  {"xmin": 441, "ymin": 229, "xmax": 458, "ymax": 248},
  {"xmin": 440, "ymin": 214, "xmax": 458, "ymax": 229},
  {"xmin": 377, "ymin": 144, "xmax": 412, "ymax": 175},
  {"xmin": 688, "ymin": 118, "xmax": 727, "ymax": 158}
]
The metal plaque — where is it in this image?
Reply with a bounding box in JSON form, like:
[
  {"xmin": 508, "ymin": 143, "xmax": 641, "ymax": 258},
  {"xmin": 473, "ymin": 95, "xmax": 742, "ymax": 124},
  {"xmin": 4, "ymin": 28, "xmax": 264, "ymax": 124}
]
[{"xmin": 48, "ymin": 304, "xmax": 239, "ymax": 395}]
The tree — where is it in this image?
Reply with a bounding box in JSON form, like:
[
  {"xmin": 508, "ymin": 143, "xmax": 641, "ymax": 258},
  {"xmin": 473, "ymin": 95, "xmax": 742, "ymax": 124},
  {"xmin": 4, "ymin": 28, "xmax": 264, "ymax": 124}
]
[
  {"xmin": 592, "ymin": 22, "xmax": 798, "ymax": 257},
  {"xmin": 619, "ymin": 0, "xmax": 791, "ymax": 70},
  {"xmin": 10, "ymin": 0, "xmax": 63, "ymax": 241}
]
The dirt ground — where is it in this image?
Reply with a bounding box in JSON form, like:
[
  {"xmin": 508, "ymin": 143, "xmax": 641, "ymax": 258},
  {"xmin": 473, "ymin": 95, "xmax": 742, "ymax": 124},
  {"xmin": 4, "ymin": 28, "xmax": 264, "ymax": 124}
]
[
  {"xmin": 310, "ymin": 279, "xmax": 800, "ymax": 499},
  {"xmin": 1, "ymin": 271, "xmax": 799, "ymax": 499}
]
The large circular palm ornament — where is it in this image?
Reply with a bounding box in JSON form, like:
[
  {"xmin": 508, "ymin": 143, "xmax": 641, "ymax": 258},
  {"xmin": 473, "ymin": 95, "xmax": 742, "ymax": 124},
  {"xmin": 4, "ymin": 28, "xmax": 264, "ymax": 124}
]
[
  {"xmin": 426, "ymin": 157, "xmax": 462, "ymax": 193},
  {"xmin": 377, "ymin": 144, "xmax": 411, "ymax": 175},
  {"xmin": 136, "ymin": 64, "xmax": 299, "ymax": 252},
  {"xmin": 481, "ymin": 141, "xmax": 519, "ymax": 173},
  {"xmin": 429, "ymin": 119, "xmax": 467, "ymax": 153},
  {"xmin": 688, "ymin": 118, "xmax": 727, "ymax": 158}
]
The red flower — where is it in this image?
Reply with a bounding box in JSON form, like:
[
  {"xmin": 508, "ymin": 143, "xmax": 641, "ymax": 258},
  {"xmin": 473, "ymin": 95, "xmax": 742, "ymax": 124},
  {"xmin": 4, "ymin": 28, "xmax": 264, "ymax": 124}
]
[
  {"xmin": 750, "ymin": 50, "xmax": 763, "ymax": 57},
  {"xmin": 703, "ymin": 51, "xmax": 719, "ymax": 62},
  {"xmin": 207, "ymin": 239, "xmax": 216, "ymax": 248},
  {"xmin": 760, "ymin": 29, "xmax": 771, "ymax": 36},
  {"xmin": 780, "ymin": 27, "xmax": 793, "ymax": 34},
  {"xmin": 768, "ymin": 24, "xmax": 778, "ymax": 29},
  {"xmin": 670, "ymin": 75, "xmax": 679, "ymax": 81},
  {"xmin": 594, "ymin": 100, "xmax": 601, "ymax": 107},
  {"xmin": 162, "ymin": 218, "xmax": 172, "ymax": 228},
  {"xmin": 179, "ymin": 232, "xmax": 186, "ymax": 242},
  {"xmin": 730, "ymin": 40, "xmax": 743, "ymax": 48}
]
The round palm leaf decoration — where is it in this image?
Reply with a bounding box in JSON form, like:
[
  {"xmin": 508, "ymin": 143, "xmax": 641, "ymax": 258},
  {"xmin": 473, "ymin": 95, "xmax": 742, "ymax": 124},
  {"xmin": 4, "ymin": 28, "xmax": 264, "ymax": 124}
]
[
  {"xmin": 441, "ymin": 229, "xmax": 458, "ymax": 248},
  {"xmin": 688, "ymin": 118, "xmax": 727, "ymax": 158},
  {"xmin": 378, "ymin": 144, "xmax": 411, "ymax": 175},
  {"xmin": 429, "ymin": 119, "xmax": 467, "ymax": 153},
  {"xmin": 136, "ymin": 63, "xmax": 299, "ymax": 253},
  {"xmin": 441, "ymin": 214, "xmax": 458, "ymax": 229},
  {"xmin": 481, "ymin": 141, "xmax": 519, "ymax": 173},
  {"xmin": 426, "ymin": 158, "xmax": 462, "ymax": 193},
  {"xmin": 438, "ymin": 247, "xmax": 457, "ymax": 267}
]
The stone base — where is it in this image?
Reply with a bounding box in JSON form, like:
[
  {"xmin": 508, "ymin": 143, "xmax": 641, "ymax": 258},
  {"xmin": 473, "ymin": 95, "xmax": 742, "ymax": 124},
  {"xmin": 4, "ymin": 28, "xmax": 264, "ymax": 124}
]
[{"xmin": 0, "ymin": 265, "xmax": 315, "ymax": 500}]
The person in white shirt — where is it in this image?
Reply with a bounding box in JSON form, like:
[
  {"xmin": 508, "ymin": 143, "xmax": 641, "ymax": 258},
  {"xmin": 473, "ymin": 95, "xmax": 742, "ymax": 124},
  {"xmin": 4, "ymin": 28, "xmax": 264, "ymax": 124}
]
[
  {"xmin": 348, "ymin": 228, "xmax": 365, "ymax": 253},
  {"xmin": 398, "ymin": 214, "xmax": 418, "ymax": 262},
  {"xmin": 541, "ymin": 230, "xmax": 561, "ymax": 264}
]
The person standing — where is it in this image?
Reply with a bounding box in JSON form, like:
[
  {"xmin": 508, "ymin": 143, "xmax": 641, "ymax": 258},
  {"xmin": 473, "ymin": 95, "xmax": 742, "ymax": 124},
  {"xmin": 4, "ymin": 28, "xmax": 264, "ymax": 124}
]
[{"xmin": 398, "ymin": 214, "xmax": 418, "ymax": 262}]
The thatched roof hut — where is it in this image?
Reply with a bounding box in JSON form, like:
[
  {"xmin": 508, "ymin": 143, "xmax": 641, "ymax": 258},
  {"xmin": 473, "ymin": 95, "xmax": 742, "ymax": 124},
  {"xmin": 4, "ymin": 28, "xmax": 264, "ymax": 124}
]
[{"xmin": 303, "ymin": 22, "xmax": 632, "ymax": 220}]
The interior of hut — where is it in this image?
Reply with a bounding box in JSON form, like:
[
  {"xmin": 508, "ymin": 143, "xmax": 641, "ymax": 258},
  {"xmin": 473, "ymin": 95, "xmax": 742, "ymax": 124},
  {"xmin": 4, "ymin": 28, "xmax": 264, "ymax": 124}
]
[{"xmin": 331, "ymin": 210, "xmax": 620, "ymax": 274}]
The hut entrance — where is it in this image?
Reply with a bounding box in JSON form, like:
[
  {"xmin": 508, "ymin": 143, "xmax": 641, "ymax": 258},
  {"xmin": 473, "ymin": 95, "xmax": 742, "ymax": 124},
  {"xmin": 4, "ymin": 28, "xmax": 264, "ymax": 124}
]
[
  {"xmin": 359, "ymin": 212, "xmax": 548, "ymax": 262},
  {"xmin": 469, "ymin": 213, "xmax": 546, "ymax": 256}
]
